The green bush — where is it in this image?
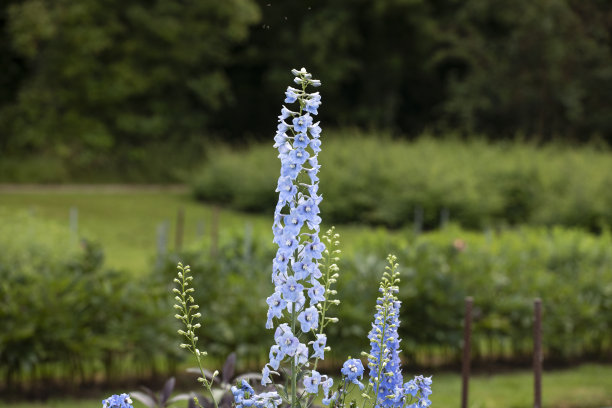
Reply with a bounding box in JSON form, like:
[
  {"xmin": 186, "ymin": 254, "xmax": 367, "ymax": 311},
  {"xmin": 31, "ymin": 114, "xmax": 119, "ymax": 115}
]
[
  {"xmin": 0, "ymin": 211, "xmax": 178, "ymax": 387},
  {"xmin": 158, "ymin": 223, "xmax": 612, "ymax": 365},
  {"xmin": 335, "ymin": 225, "xmax": 612, "ymax": 363},
  {"xmin": 191, "ymin": 135, "xmax": 612, "ymax": 231}
]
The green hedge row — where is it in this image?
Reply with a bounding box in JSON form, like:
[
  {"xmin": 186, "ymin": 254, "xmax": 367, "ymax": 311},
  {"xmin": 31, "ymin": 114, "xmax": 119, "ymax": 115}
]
[
  {"xmin": 192, "ymin": 135, "xmax": 612, "ymax": 231},
  {"xmin": 0, "ymin": 212, "xmax": 179, "ymax": 387},
  {"xmin": 160, "ymin": 224, "xmax": 612, "ymax": 365}
]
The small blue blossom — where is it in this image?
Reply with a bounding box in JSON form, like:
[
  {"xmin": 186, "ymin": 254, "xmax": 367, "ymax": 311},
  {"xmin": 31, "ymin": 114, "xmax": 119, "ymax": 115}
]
[
  {"xmin": 262, "ymin": 365, "xmax": 273, "ymax": 386},
  {"xmin": 322, "ymin": 391, "xmax": 338, "ymax": 406},
  {"xmin": 303, "ymin": 370, "xmax": 322, "ymax": 394},
  {"xmin": 304, "ymin": 94, "xmax": 321, "ymax": 115},
  {"xmin": 266, "ymin": 291, "xmax": 287, "ymax": 326},
  {"xmin": 102, "ymin": 394, "xmax": 133, "ymax": 408},
  {"xmin": 292, "ymin": 260, "xmax": 315, "ymax": 281},
  {"xmin": 276, "ymin": 176, "xmax": 297, "ymax": 203},
  {"xmin": 308, "ymin": 282, "xmax": 326, "ymax": 304},
  {"xmin": 298, "ymin": 306, "xmax": 319, "ymax": 332},
  {"xmin": 293, "ymin": 114, "xmax": 313, "ymax": 133},
  {"xmin": 281, "ymin": 160, "xmax": 301, "ymax": 180},
  {"xmin": 311, "ymin": 333, "xmax": 327, "ymax": 359},
  {"xmin": 285, "ymin": 88, "xmax": 299, "ymax": 103},
  {"xmin": 293, "ymin": 132, "xmax": 310, "ymax": 148},
  {"xmin": 281, "ymin": 277, "xmax": 304, "ymax": 303},
  {"xmin": 269, "ymin": 345, "xmax": 284, "ymax": 370},
  {"xmin": 295, "ymin": 343, "xmax": 309, "ymax": 364},
  {"xmin": 278, "ymin": 331, "xmax": 300, "ymax": 356},
  {"xmin": 342, "ymin": 358, "xmax": 365, "ymax": 390}
]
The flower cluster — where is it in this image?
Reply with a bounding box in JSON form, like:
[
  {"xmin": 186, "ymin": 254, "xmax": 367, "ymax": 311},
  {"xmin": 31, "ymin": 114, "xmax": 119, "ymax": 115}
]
[
  {"xmin": 232, "ymin": 380, "xmax": 283, "ymax": 408},
  {"xmin": 102, "ymin": 394, "xmax": 133, "ymax": 408},
  {"xmin": 401, "ymin": 375, "xmax": 433, "ymax": 408},
  {"xmin": 323, "ymin": 256, "xmax": 433, "ymax": 408},
  {"xmin": 367, "ymin": 256, "xmax": 403, "ymax": 407},
  {"xmin": 263, "ymin": 68, "xmax": 327, "ymax": 381}
]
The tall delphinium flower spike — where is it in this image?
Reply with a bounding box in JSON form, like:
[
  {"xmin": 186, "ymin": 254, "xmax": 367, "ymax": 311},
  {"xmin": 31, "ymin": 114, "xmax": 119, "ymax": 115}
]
[
  {"xmin": 261, "ymin": 68, "xmax": 335, "ymax": 408},
  {"xmin": 173, "ymin": 262, "xmax": 218, "ymax": 408},
  {"xmin": 324, "ymin": 255, "xmax": 433, "ymax": 408},
  {"xmin": 367, "ymin": 255, "xmax": 404, "ymax": 407}
]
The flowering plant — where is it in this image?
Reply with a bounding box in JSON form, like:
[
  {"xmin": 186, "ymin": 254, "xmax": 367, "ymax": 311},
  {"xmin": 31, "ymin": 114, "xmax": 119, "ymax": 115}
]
[{"xmin": 102, "ymin": 68, "xmax": 432, "ymax": 408}]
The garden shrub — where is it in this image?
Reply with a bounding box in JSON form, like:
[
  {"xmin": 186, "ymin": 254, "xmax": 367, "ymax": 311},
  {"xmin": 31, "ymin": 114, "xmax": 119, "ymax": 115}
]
[
  {"xmin": 191, "ymin": 135, "xmax": 612, "ymax": 231},
  {"xmin": 0, "ymin": 211, "xmax": 178, "ymax": 387},
  {"xmin": 159, "ymin": 224, "xmax": 612, "ymax": 365}
]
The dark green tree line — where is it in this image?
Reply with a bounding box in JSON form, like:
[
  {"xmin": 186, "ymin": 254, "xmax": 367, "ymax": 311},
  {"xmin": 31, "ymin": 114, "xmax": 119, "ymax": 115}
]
[{"xmin": 1, "ymin": 0, "xmax": 611, "ymax": 178}]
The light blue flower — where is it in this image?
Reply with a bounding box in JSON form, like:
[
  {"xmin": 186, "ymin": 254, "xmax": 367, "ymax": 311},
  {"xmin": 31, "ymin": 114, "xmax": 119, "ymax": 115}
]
[
  {"xmin": 102, "ymin": 394, "xmax": 133, "ymax": 408},
  {"xmin": 311, "ymin": 333, "xmax": 327, "ymax": 359},
  {"xmin": 303, "ymin": 370, "xmax": 322, "ymax": 394},
  {"xmin": 266, "ymin": 291, "xmax": 287, "ymax": 319},
  {"xmin": 277, "ymin": 331, "xmax": 300, "ymax": 356},
  {"xmin": 288, "ymin": 148, "xmax": 310, "ymax": 165},
  {"xmin": 293, "ymin": 132, "xmax": 310, "ymax": 148},
  {"xmin": 269, "ymin": 345, "xmax": 284, "ymax": 370},
  {"xmin": 281, "ymin": 277, "xmax": 303, "ymax": 303},
  {"xmin": 285, "ymin": 88, "xmax": 299, "ymax": 103},
  {"xmin": 295, "ymin": 343, "xmax": 308, "ymax": 364},
  {"xmin": 307, "ymin": 282, "xmax": 325, "ymax": 304},
  {"xmin": 298, "ymin": 306, "xmax": 319, "ymax": 332},
  {"xmin": 281, "ymin": 161, "xmax": 301, "ymax": 179},
  {"xmin": 293, "ymin": 114, "xmax": 313, "ymax": 133},
  {"xmin": 292, "ymin": 260, "xmax": 315, "ymax": 281},
  {"xmin": 261, "ymin": 365, "xmax": 273, "ymax": 386},
  {"xmin": 342, "ymin": 358, "xmax": 365, "ymax": 388},
  {"xmin": 322, "ymin": 391, "xmax": 338, "ymax": 406}
]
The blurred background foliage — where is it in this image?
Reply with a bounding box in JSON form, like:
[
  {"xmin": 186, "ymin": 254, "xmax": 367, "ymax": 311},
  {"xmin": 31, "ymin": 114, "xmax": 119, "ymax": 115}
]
[{"xmin": 1, "ymin": 0, "xmax": 612, "ymax": 181}]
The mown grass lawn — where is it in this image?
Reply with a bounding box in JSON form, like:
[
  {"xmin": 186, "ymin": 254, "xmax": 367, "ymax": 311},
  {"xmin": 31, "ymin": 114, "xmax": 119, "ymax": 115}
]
[
  {"xmin": 1, "ymin": 364, "xmax": 611, "ymax": 408},
  {"xmin": 0, "ymin": 187, "xmax": 270, "ymax": 274},
  {"xmin": 0, "ymin": 187, "xmax": 402, "ymax": 274}
]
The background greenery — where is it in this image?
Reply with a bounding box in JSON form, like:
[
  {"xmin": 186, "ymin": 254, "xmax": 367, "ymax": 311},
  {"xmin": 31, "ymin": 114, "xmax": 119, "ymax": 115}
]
[
  {"xmin": 2, "ymin": 191, "xmax": 611, "ymax": 392},
  {"xmin": 193, "ymin": 136, "xmax": 612, "ymax": 231},
  {"xmin": 1, "ymin": 0, "xmax": 611, "ymax": 181}
]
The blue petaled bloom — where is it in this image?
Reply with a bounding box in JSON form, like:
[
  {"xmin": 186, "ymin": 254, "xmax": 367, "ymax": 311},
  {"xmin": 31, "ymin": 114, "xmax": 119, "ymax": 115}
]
[
  {"xmin": 285, "ymin": 88, "xmax": 299, "ymax": 103},
  {"xmin": 278, "ymin": 331, "xmax": 300, "ymax": 356},
  {"xmin": 322, "ymin": 391, "xmax": 338, "ymax": 406},
  {"xmin": 102, "ymin": 394, "xmax": 133, "ymax": 408},
  {"xmin": 269, "ymin": 345, "xmax": 284, "ymax": 370},
  {"xmin": 295, "ymin": 343, "xmax": 309, "ymax": 364},
  {"xmin": 342, "ymin": 359, "xmax": 365, "ymax": 390},
  {"xmin": 298, "ymin": 306, "xmax": 319, "ymax": 332},
  {"xmin": 288, "ymin": 148, "xmax": 310, "ymax": 165},
  {"xmin": 303, "ymin": 370, "xmax": 322, "ymax": 394},
  {"xmin": 311, "ymin": 333, "xmax": 327, "ymax": 359},
  {"xmin": 292, "ymin": 260, "xmax": 315, "ymax": 281},
  {"xmin": 308, "ymin": 282, "xmax": 325, "ymax": 304},
  {"xmin": 261, "ymin": 365, "xmax": 273, "ymax": 386},
  {"xmin": 304, "ymin": 96, "xmax": 321, "ymax": 115},
  {"xmin": 292, "ymin": 114, "xmax": 313, "ymax": 133},
  {"xmin": 281, "ymin": 161, "xmax": 301, "ymax": 180},
  {"xmin": 281, "ymin": 277, "xmax": 304, "ymax": 303},
  {"xmin": 293, "ymin": 132, "xmax": 310, "ymax": 148}
]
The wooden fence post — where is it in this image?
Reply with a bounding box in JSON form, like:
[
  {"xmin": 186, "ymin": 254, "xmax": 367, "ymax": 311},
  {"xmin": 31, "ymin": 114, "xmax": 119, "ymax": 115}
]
[
  {"xmin": 534, "ymin": 298, "xmax": 542, "ymax": 408},
  {"xmin": 461, "ymin": 296, "xmax": 473, "ymax": 408}
]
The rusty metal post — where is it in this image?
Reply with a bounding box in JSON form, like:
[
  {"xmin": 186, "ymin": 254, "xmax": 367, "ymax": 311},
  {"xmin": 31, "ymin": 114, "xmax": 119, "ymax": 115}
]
[
  {"xmin": 461, "ymin": 296, "xmax": 473, "ymax": 408},
  {"xmin": 534, "ymin": 298, "xmax": 542, "ymax": 408}
]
